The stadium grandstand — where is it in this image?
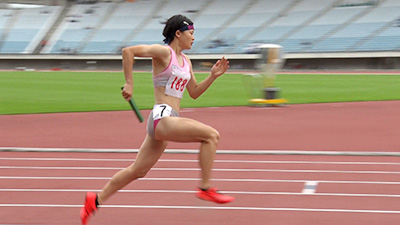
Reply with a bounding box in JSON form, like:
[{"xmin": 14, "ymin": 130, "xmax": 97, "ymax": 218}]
[{"xmin": 0, "ymin": 0, "xmax": 400, "ymax": 70}]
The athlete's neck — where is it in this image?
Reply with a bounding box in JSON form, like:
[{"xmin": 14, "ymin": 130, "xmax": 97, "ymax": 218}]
[{"xmin": 168, "ymin": 42, "xmax": 182, "ymax": 56}]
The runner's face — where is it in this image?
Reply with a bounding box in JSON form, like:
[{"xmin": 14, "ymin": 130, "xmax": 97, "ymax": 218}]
[{"xmin": 181, "ymin": 30, "xmax": 195, "ymax": 49}]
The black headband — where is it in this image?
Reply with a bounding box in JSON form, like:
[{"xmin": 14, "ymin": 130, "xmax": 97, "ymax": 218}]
[{"xmin": 179, "ymin": 24, "xmax": 194, "ymax": 31}]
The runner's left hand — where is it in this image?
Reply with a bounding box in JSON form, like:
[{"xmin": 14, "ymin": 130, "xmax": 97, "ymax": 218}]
[{"xmin": 211, "ymin": 57, "xmax": 229, "ymax": 78}]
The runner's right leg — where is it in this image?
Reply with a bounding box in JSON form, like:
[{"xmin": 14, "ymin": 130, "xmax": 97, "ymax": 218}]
[
  {"xmin": 80, "ymin": 135, "xmax": 167, "ymax": 224},
  {"xmin": 98, "ymin": 135, "xmax": 168, "ymax": 203}
]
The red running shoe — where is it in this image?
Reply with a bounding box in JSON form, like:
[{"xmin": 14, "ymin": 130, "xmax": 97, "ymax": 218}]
[
  {"xmin": 80, "ymin": 192, "xmax": 98, "ymax": 225},
  {"xmin": 196, "ymin": 187, "xmax": 234, "ymax": 204}
]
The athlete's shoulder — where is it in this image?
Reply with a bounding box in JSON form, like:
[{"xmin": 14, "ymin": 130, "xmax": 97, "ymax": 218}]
[
  {"xmin": 149, "ymin": 44, "xmax": 170, "ymax": 54},
  {"xmin": 151, "ymin": 44, "xmax": 169, "ymax": 49},
  {"xmin": 122, "ymin": 44, "xmax": 170, "ymax": 58}
]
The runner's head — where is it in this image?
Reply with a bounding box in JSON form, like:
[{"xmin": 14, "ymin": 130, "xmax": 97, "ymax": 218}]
[{"xmin": 162, "ymin": 15, "xmax": 194, "ymax": 45}]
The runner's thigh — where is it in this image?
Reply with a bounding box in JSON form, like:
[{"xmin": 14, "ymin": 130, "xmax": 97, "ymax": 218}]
[{"xmin": 155, "ymin": 117, "xmax": 218, "ymax": 143}]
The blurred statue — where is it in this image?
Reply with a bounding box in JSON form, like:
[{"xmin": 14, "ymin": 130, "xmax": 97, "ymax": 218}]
[
  {"xmin": 257, "ymin": 44, "xmax": 284, "ymax": 92},
  {"xmin": 243, "ymin": 44, "xmax": 287, "ymax": 106}
]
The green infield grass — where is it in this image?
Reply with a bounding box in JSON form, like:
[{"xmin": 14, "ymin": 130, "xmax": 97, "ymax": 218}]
[{"xmin": 0, "ymin": 71, "xmax": 399, "ymax": 115}]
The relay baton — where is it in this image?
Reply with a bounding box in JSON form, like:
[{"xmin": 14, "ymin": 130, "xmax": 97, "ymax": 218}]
[{"xmin": 121, "ymin": 87, "xmax": 144, "ymax": 123}]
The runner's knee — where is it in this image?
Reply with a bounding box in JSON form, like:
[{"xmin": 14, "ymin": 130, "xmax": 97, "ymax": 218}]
[
  {"xmin": 128, "ymin": 166, "xmax": 150, "ymax": 179},
  {"xmin": 204, "ymin": 128, "xmax": 220, "ymax": 146},
  {"xmin": 135, "ymin": 171, "xmax": 149, "ymax": 179}
]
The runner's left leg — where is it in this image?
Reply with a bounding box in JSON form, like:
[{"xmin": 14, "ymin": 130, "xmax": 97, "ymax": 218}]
[
  {"xmin": 155, "ymin": 116, "xmax": 219, "ymax": 189},
  {"xmin": 155, "ymin": 116, "xmax": 234, "ymax": 204}
]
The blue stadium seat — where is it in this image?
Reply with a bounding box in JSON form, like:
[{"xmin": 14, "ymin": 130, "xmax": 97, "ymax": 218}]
[{"xmin": 2, "ymin": 0, "xmax": 400, "ymax": 54}]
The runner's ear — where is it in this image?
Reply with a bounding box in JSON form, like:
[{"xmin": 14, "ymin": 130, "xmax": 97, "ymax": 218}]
[{"xmin": 175, "ymin": 30, "xmax": 181, "ymax": 39}]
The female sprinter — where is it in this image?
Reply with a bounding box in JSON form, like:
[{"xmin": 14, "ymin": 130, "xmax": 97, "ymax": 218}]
[{"xmin": 80, "ymin": 14, "xmax": 234, "ymax": 225}]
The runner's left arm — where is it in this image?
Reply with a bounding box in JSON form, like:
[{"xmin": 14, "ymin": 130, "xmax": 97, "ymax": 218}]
[{"xmin": 186, "ymin": 56, "xmax": 230, "ymax": 99}]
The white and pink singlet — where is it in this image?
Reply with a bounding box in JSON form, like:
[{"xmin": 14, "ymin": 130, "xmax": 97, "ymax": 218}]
[{"xmin": 152, "ymin": 45, "xmax": 191, "ymax": 98}]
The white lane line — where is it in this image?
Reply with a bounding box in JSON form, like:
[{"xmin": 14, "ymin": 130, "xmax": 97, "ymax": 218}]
[
  {"xmin": 1, "ymin": 189, "xmax": 400, "ymax": 198},
  {"xmin": 0, "ymin": 176, "xmax": 400, "ymax": 184},
  {"xmin": 0, "ymin": 157, "xmax": 135, "ymax": 162},
  {"xmin": 0, "ymin": 204, "xmax": 399, "ymax": 214},
  {"xmin": 1, "ymin": 165, "xmax": 400, "ymax": 174},
  {"xmin": 1, "ymin": 157, "xmax": 400, "ymax": 166},
  {"xmin": 302, "ymin": 181, "xmax": 319, "ymax": 194},
  {"xmin": 2, "ymin": 147, "xmax": 400, "ymax": 156}
]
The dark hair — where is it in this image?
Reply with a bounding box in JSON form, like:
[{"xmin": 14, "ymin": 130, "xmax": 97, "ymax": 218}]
[{"xmin": 162, "ymin": 14, "xmax": 194, "ymax": 44}]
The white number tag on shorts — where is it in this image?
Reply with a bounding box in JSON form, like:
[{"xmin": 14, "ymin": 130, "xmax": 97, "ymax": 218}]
[{"xmin": 152, "ymin": 104, "xmax": 172, "ymax": 120}]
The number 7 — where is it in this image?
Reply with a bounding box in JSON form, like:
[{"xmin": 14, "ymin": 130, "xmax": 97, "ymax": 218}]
[{"xmin": 160, "ymin": 105, "xmax": 167, "ymax": 117}]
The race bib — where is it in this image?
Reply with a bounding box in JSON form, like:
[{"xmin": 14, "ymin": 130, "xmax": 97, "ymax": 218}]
[
  {"xmin": 152, "ymin": 104, "xmax": 173, "ymax": 120},
  {"xmin": 165, "ymin": 65, "xmax": 190, "ymax": 98}
]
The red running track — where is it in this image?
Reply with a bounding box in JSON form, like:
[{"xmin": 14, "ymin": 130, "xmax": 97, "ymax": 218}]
[
  {"xmin": 0, "ymin": 101, "xmax": 400, "ymax": 224},
  {"xmin": 1, "ymin": 152, "xmax": 400, "ymax": 224},
  {"xmin": 1, "ymin": 101, "xmax": 400, "ymax": 151}
]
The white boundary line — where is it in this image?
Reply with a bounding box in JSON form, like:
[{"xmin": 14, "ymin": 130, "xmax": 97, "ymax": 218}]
[
  {"xmin": 1, "ymin": 176, "xmax": 400, "ymax": 185},
  {"xmin": 0, "ymin": 204, "xmax": 399, "ymax": 214},
  {"xmin": 2, "ymin": 165, "xmax": 400, "ymax": 175},
  {"xmin": 2, "ymin": 188, "xmax": 399, "ymax": 198},
  {"xmin": 1, "ymin": 147, "xmax": 400, "ymax": 156},
  {"xmin": 2, "ymin": 157, "xmax": 400, "ymax": 165}
]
